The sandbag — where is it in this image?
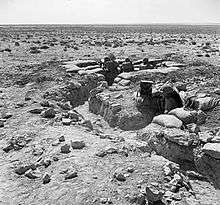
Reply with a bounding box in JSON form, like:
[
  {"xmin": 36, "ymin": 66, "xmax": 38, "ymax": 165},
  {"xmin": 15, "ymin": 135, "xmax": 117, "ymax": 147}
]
[
  {"xmin": 169, "ymin": 107, "xmax": 197, "ymax": 125},
  {"xmin": 152, "ymin": 114, "xmax": 183, "ymax": 128}
]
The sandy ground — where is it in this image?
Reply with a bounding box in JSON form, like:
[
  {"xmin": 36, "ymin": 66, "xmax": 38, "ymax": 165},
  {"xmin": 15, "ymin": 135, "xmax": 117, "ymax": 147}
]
[{"xmin": 0, "ymin": 26, "xmax": 220, "ymax": 205}]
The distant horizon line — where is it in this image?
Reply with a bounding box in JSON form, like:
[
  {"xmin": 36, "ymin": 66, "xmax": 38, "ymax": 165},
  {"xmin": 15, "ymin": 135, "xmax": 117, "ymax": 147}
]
[{"xmin": 0, "ymin": 23, "xmax": 220, "ymax": 26}]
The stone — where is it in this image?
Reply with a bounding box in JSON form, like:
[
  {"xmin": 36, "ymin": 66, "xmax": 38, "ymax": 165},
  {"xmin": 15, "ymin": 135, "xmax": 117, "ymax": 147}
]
[
  {"xmin": 214, "ymin": 88, "xmax": 220, "ymax": 95},
  {"xmin": 15, "ymin": 165, "xmax": 35, "ymax": 175},
  {"xmin": 113, "ymin": 170, "xmax": 126, "ymax": 181},
  {"xmin": 65, "ymin": 170, "xmax": 78, "ymax": 180},
  {"xmin": 145, "ymin": 186, "xmax": 164, "ymax": 204},
  {"xmin": 199, "ymin": 132, "xmax": 213, "ymax": 143},
  {"xmin": 186, "ymin": 123, "xmax": 200, "ymax": 134},
  {"xmin": 1, "ymin": 112, "xmax": 13, "ymax": 119},
  {"xmin": 3, "ymin": 144, "xmax": 13, "ymax": 152},
  {"xmin": 60, "ymin": 144, "xmax": 71, "ymax": 154},
  {"xmin": 0, "ymin": 121, "xmax": 4, "ymax": 127},
  {"xmin": 24, "ymin": 169, "xmax": 40, "ymax": 179},
  {"xmin": 118, "ymin": 79, "xmax": 131, "ymax": 86},
  {"xmin": 152, "ymin": 114, "xmax": 183, "ymax": 129},
  {"xmin": 68, "ymin": 110, "xmax": 80, "ymax": 121},
  {"xmin": 118, "ymin": 72, "xmax": 132, "ymax": 80},
  {"xmin": 59, "ymin": 135, "xmax": 65, "ymax": 142},
  {"xmin": 42, "ymin": 173, "xmax": 51, "ymax": 184},
  {"xmin": 29, "ymin": 107, "xmax": 44, "ymax": 114},
  {"xmin": 41, "ymin": 108, "xmax": 56, "ymax": 118},
  {"xmin": 196, "ymin": 110, "xmax": 207, "ymax": 125},
  {"xmin": 81, "ymin": 120, "xmax": 93, "ymax": 130},
  {"xmin": 57, "ymin": 102, "xmax": 71, "ymax": 110},
  {"xmin": 169, "ymin": 108, "xmax": 197, "ymax": 125},
  {"xmin": 71, "ymin": 140, "xmax": 85, "ymax": 149},
  {"xmin": 62, "ymin": 118, "xmax": 71, "ymax": 126},
  {"xmin": 194, "ymin": 97, "xmax": 219, "ymax": 111},
  {"xmin": 40, "ymin": 100, "xmax": 52, "ymax": 107},
  {"xmin": 41, "ymin": 158, "xmax": 51, "ymax": 168},
  {"xmin": 211, "ymin": 136, "xmax": 220, "ymax": 143},
  {"xmin": 202, "ymin": 143, "xmax": 220, "ymax": 159},
  {"xmin": 163, "ymin": 129, "xmax": 197, "ymax": 146}
]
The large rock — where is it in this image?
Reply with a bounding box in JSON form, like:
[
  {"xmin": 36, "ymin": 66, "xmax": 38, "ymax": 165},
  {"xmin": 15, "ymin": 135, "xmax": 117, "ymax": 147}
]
[
  {"xmin": 168, "ymin": 108, "xmax": 197, "ymax": 125},
  {"xmin": 152, "ymin": 114, "xmax": 183, "ymax": 129},
  {"xmin": 194, "ymin": 97, "xmax": 219, "ymax": 111},
  {"xmin": 202, "ymin": 143, "xmax": 220, "ymax": 159},
  {"xmin": 138, "ymin": 123, "xmax": 195, "ymax": 162},
  {"xmin": 195, "ymin": 152, "xmax": 220, "ymax": 188}
]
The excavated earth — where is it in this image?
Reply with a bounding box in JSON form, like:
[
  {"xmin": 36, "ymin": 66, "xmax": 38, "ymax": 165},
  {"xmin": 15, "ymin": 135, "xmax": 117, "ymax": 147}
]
[{"xmin": 0, "ymin": 26, "xmax": 220, "ymax": 205}]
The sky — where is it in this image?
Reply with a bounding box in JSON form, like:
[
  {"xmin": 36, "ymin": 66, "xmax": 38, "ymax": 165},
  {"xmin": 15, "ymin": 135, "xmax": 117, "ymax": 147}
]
[{"xmin": 0, "ymin": 0, "xmax": 219, "ymax": 24}]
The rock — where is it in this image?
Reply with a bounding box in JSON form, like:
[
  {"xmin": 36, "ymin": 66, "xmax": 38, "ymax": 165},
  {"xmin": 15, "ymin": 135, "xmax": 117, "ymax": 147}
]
[
  {"xmin": 65, "ymin": 170, "xmax": 78, "ymax": 180},
  {"xmin": 68, "ymin": 110, "xmax": 80, "ymax": 121},
  {"xmin": 163, "ymin": 129, "xmax": 197, "ymax": 146},
  {"xmin": 62, "ymin": 118, "xmax": 71, "ymax": 125},
  {"xmin": 145, "ymin": 186, "xmax": 164, "ymax": 204},
  {"xmin": 114, "ymin": 77, "xmax": 121, "ymax": 83},
  {"xmin": 127, "ymin": 166, "xmax": 135, "ymax": 173},
  {"xmin": 196, "ymin": 110, "xmax": 207, "ymax": 125},
  {"xmin": 57, "ymin": 102, "xmax": 71, "ymax": 110},
  {"xmin": 3, "ymin": 144, "xmax": 13, "ymax": 152},
  {"xmin": 29, "ymin": 107, "xmax": 44, "ymax": 114},
  {"xmin": 1, "ymin": 112, "xmax": 13, "ymax": 119},
  {"xmin": 41, "ymin": 158, "xmax": 51, "ymax": 168},
  {"xmin": 169, "ymin": 108, "xmax": 197, "ymax": 125},
  {"xmin": 42, "ymin": 173, "xmax": 51, "ymax": 184},
  {"xmin": 118, "ymin": 79, "xmax": 131, "ymax": 86},
  {"xmin": 71, "ymin": 140, "xmax": 85, "ymax": 150},
  {"xmin": 60, "ymin": 144, "xmax": 71, "ymax": 154},
  {"xmin": 0, "ymin": 121, "xmax": 4, "ymax": 127},
  {"xmin": 81, "ymin": 120, "xmax": 93, "ymax": 130},
  {"xmin": 113, "ymin": 170, "xmax": 126, "ymax": 181},
  {"xmin": 194, "ymin": 97, "xmax": 219, "ymax": 111},
  {"xmin": 40, "ymin": 100, "xmax": 52, "ymax": 107},
  {"xmin": 211, "ymin": 136, "xmax": 220, "ymax": 143},
  {"xmin": 24, "ymin": 169, "xmax": 40, "ymax": 179},
  {"xmin": 59, "ymin": 135, "xmax": 65, "ymax": 142},
  {"xmin": 15, "ymin": 165, "xmax": 35, "ymax": 175},
  {"xmin": 125, "ymin": 193, "xmax": 146, "ymax": 204},
  {"xmin": 41, "ymin": 108, "xmax": 56, "ymax": 118},
  {"xmin": 186, "ymin": 123, "xmax": 200, "ymax": 134},
  {"xmin": 118, "ymin": 72, "xmax": 132, "ymax": 80},
  {"xmin": 214, "ymin": 88, "xmax": 220, "ymax": 95},
  {"xmin": 199, "ymin": 131, "xmax": 213, "ymax": 143},
  {"xmin": 152, "ymin": 114, "xmax": 183, "ymax": 128},
  {"xmin": 202, "ymin": 143, "xmax": 220, "ymax": 159}
]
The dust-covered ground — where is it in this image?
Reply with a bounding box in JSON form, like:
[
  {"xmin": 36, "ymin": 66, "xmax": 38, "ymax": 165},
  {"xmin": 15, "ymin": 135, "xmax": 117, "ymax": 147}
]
[{"xmin": 0, "ymin": 25, "xmax": 220, "ymax": 205}]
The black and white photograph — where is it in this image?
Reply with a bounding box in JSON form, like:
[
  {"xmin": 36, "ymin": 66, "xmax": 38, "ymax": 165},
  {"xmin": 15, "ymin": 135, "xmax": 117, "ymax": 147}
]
[{"xmin": 0, "ymin": 0, "xmax": 220, "ymax": 204}]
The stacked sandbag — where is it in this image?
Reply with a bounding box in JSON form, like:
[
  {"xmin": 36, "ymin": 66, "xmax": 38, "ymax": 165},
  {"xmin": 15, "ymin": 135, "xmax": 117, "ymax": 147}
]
[
  {"xmin": 168, "ymin": 108, "xmax": 197, "ymax": 125},
  {"xmin": 152, "ymin": 114, "xmax": 183, "ymax": 129}
]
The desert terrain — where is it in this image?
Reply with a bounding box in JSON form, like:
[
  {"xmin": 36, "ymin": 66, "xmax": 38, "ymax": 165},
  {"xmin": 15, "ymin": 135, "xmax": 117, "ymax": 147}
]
[{"xmin": 0, "ymin": 24, "xmax": 220, "ymax": 205}]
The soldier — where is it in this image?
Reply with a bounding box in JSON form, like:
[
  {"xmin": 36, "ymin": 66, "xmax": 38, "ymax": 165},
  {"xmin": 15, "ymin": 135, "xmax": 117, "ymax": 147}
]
[
  {"xmin": 161, "ymin": 85, "xmax": 183, "ymax": 113},
  {"xmin": 102, "ymin": 55, "xmax": 119, "ymax": 86},
  {"xmin": 121, "ymin": 58, "xmax": 134, "ymax": 73}
]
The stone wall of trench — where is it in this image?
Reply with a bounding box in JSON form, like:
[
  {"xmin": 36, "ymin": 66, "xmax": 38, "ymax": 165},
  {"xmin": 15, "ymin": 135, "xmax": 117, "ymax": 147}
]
[
  {"xmin": 138, "ymin": 123, "xmax": 220, "ymax": 189},
  {"xmin": 88, "ymin": 89, "xmax": 157, "ymax": 130}
]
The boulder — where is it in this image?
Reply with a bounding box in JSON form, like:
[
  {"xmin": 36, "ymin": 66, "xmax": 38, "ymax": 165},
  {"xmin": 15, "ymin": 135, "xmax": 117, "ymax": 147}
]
[
  {"xmin": 145, "ymin": 186, "xmax": 164, "ymax": 204},
  {"xmin": 197, "ymin": 110, "xmax": 207, "ymax": 125},
  {"xmin": 71, "ymin": 140, "xmax": 85, "ymax": 149},
  {"xmin": 194, "ymin": 97, "xmax": 219, "ymax": 111},
  {"xmin": 202, "ymin": 143, "xmax": 220, "ymax": 159},
  {"xmin": 41, "ymin": 108, "xmax": 56, "ymax": 118},
  {"xmin": 118, "ymin": 72, "xmax": 132, "ymax": 80},
  {"xmin": 169, "ymin": 108, "xmax": 197, "ymax": 124},
  {"xmin": 118, "ymin": 79, "xmax": 131, "ymax": 86},
  {"xmin": 152, "ymin": 114, "xmax": 183, "ymax": 129}
]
